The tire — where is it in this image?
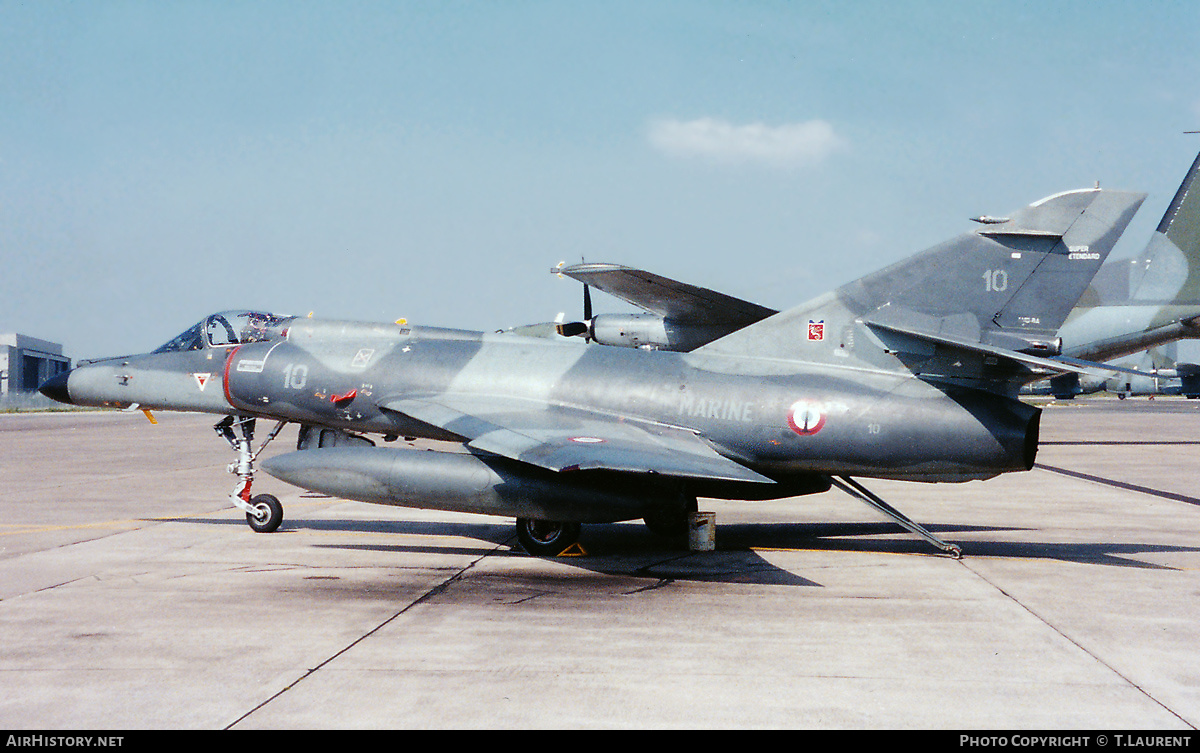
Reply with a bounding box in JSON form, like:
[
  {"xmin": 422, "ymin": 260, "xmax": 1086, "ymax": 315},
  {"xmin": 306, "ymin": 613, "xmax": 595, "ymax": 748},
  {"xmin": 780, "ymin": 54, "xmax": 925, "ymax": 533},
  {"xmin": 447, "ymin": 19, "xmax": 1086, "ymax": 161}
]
[
  {"xmin": 515, "ymin": 518, "xmax": 581, "ymax": 556},
  {"xmin": 246, "ymin": 494, "xmax": 283, "ymax": 533}
]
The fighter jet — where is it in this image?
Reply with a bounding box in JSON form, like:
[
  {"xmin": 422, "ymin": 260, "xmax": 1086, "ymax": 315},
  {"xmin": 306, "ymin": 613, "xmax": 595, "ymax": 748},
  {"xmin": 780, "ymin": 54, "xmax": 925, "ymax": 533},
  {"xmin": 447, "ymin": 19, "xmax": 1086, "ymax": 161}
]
[{"xmin": 41, "ymin": 182, "xmax": 1145, "ymax": 557}]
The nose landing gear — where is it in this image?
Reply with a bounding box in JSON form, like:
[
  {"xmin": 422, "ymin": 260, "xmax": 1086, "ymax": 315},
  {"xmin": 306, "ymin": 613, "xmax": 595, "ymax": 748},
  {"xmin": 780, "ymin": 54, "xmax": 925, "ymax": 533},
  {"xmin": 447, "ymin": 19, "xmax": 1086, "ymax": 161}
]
[{"xmin": 215, "ymin": 415, "xmax": 288, "ymax": 532}]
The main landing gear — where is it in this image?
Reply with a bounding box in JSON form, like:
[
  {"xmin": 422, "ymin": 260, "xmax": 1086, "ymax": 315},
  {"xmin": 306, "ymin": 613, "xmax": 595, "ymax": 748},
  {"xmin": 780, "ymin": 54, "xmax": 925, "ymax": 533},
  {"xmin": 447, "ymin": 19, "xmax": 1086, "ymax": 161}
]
[
  {"xmin": 642, "ymin": 492, "xmax": 698, "ymax": 539},
  {"xmin": 515, "ymin": 491, "xmax": 699, "ymax": 557},
  {"xmin": 829, "ymin": 476, "xmax": 962, "ymax": 558},
  {"xmin": 215, "ymin": 415, "xmax": 288, "ymax": 533}
]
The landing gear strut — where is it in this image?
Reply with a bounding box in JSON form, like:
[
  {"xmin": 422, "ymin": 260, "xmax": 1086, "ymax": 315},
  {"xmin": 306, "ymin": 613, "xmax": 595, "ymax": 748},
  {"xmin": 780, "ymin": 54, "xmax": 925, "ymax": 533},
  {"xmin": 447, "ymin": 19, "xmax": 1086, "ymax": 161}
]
[
  {"xmin": 215, "ymin": 415, "xmax": 287, "ymax": 533},
  {"xmin": 829, "ymin": 476, "xmax": 963, "ymax": 558},
  {"xmin": 642, "ymin": 492, "xmax": 698, "ymax": 539}
]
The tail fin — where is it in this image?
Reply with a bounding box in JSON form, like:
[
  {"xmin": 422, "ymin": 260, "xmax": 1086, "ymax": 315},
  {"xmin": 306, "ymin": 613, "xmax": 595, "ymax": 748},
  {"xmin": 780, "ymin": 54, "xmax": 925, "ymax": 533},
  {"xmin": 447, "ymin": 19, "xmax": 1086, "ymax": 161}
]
[
  {"xmin": 1148, "ymin": 342, "xmax": 1178, "ymax": 371},
  {"xmin": 1061, "ymin": 151, "xmax": 1200, "ymax": 362},
  {"xmin": 698, "ymin": 188, "xmax": 1145, "ymax": 374},
  {"xmin": 1128, "ymin": 150, "xmax": 1200, "ymax": 303}
]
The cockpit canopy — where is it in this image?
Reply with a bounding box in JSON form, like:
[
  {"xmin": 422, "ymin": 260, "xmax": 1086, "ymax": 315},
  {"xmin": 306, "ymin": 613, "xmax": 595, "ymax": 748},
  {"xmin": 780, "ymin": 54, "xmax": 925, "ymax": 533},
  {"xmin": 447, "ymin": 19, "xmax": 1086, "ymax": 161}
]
[{"xmin": 154, "ymin": 310, "xmax": 295, "ymax": 353}]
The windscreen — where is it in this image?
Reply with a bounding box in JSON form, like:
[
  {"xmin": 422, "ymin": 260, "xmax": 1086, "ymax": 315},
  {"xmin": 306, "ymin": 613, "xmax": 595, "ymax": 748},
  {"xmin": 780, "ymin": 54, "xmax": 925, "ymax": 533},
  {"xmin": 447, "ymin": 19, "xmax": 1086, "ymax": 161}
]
[{"xmin": 153, "ymin": 322, "xmax": 206, "ymax": 353}]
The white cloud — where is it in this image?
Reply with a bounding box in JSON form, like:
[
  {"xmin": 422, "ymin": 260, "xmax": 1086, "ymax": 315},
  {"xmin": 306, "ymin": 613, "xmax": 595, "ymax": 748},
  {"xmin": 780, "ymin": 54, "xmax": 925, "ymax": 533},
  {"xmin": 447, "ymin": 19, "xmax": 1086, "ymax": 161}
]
[{"xmin": 648, "ymin": 117, "xmax": 846, "ymax": 167}]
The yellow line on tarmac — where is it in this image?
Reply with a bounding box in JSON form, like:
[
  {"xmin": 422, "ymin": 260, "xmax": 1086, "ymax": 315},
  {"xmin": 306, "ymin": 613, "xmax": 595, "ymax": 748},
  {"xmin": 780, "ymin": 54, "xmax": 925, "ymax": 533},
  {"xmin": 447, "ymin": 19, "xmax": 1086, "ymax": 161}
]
[
  {"xmin": 0, "ymin": 499, "xmax": 341, "ymax": 537},
  {"xmin": 751, "ymin": 546, "xmax": 946, "ymax": 558},
  {"xmin": 0, "ymin": 520, "xmax": 146, "ymax": 535}
]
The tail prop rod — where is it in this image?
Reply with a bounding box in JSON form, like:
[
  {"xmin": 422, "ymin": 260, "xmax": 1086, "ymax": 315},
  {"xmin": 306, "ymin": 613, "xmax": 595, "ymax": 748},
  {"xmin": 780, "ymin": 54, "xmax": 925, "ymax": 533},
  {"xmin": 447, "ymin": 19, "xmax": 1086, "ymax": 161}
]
[{"xmin": 830, "ymin": 476, "xmax": 963, "ymax": 558}]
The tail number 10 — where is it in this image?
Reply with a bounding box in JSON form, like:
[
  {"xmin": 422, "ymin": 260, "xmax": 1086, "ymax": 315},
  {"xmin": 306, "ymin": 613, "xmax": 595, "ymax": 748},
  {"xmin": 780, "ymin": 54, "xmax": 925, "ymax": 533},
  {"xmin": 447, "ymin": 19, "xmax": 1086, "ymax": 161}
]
[{"xmin": 983, "ymin": 269, "xmax": 1009, "ymax": 292}]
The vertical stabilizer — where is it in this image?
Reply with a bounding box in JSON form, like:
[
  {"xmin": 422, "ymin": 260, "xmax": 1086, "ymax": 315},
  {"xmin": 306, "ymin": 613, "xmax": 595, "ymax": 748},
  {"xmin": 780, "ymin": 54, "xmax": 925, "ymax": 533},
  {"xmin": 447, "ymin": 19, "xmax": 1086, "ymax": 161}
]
[
  {"xmin": 698, "ymin": 189, "xmax": 1144, "ymax": 374},
  {"xmin": 1060, "ymin": 151, "xmax": 1200, "ymax": 362},
  {"xmin": 1129, "ymin": 150, "xmax": 1200, "ymax": 302}
]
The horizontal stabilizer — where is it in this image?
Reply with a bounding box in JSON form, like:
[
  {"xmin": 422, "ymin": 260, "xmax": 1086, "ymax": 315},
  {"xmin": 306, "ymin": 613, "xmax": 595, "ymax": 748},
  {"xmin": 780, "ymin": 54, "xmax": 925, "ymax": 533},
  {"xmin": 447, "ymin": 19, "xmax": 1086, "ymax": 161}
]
[
  {"xmin": 1046, "ymin": 355, "xmax": 1148, "ymax": 377},
  {"xmin": 864, "ymin": 318, "xmax": 1147, "ymax": 378}
]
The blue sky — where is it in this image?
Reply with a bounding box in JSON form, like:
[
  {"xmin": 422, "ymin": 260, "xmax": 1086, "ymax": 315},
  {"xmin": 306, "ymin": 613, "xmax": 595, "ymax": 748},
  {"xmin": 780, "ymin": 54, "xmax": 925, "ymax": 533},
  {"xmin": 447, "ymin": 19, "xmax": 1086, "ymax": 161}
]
[{"xmin": 3, "ymin": 1, "xmax": 1200, "ymax": 357}]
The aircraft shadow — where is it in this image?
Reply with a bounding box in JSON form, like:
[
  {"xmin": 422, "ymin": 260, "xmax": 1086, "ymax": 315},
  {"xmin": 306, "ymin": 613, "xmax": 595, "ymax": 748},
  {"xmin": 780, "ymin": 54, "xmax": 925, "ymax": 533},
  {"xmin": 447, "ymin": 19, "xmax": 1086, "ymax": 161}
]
[
  {"xmin": 940, "ymin": 539, "xmax": 1199, "ymax": 570},
  {"xmin": 714, "ymin": 521, "xmax": 1200, "ymax": 570},
  {"xmin": 159, "ymin": 516, "xmax": 1197, "ymax": 586}
]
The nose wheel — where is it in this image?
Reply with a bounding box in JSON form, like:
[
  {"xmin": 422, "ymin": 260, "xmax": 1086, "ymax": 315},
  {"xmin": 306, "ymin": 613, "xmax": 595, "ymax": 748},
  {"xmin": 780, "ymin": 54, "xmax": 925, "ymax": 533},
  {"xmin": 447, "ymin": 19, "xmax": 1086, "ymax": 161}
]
[{"xmin": 246, "ymin": 494, "xmax": 284, "ymax": 533}]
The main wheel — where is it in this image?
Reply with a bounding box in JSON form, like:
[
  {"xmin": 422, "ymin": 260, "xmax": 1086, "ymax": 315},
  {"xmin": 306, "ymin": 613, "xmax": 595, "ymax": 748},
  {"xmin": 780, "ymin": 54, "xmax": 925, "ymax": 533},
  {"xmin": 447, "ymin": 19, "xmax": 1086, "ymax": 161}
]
[
  {"xmin": 643, "ymin": 494, "xmax": 698, "ymax": 538},
  {"xmin": 246, "ymin": 493, "xmax": 284, "ymax": 533},
  {"xmin": 515, "ymin": 518, "xmax": 581, "ymax": 556}
]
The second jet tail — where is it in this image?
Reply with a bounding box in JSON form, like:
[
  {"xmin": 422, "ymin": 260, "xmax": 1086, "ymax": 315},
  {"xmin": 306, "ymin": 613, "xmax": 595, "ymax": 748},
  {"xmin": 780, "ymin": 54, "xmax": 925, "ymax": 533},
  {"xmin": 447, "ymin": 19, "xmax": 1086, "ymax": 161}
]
[{"xmin": 1062, "ymin": 151, "xmax": 1200, "ymax": 362}]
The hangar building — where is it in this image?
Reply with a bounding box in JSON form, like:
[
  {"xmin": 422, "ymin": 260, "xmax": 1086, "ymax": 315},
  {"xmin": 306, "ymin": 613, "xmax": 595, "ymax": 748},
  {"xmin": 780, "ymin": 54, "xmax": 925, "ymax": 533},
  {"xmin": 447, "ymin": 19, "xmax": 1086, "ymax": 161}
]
[{"xmin": 1, "ymin": 334, "xmax": 71, "ymax": 397}]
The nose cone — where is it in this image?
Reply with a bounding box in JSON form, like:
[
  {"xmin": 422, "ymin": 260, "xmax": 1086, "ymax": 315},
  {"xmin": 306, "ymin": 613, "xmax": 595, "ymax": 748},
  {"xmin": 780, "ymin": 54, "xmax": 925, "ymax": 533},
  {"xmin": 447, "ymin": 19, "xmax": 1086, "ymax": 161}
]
[{"xmin": 38, "ymin": 370, "xmax": 73, "ymax": 404}]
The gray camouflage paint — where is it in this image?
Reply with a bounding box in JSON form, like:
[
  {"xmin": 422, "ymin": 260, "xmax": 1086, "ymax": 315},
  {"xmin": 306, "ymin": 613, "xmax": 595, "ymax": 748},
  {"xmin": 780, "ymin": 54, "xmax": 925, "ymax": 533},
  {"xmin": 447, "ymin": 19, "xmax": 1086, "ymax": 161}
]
[{"xmin": 42, "ymin": 187, "xmax": 1145, "ymax": 530}]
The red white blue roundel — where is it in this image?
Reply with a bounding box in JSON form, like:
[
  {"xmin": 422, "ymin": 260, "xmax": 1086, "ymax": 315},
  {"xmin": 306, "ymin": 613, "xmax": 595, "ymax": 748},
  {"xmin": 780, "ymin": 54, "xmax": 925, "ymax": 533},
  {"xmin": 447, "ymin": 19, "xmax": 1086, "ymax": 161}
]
[{"xmin": 787, "ymin": 400, "xmax": 826, "ymax": 436}]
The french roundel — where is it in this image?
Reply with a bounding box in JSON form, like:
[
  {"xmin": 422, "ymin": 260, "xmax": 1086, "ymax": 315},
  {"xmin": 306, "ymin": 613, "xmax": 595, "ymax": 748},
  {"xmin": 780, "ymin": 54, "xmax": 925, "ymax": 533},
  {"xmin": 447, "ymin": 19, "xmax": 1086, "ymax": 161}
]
[{"xmin": 787, "ymin": 400, "xmax": 826, "ymax": 436}]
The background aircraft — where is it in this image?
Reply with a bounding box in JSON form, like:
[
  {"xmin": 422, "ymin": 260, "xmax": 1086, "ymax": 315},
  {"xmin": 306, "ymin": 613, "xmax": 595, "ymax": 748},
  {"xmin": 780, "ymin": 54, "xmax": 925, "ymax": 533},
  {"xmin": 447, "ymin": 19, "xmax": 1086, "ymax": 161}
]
[
  {"xmin": 1106, "ymin": 346, "xmax": 1200, "ymax": 399},
  {"xmin": 1025, "ymin": 344, "xmax": 1200, "ymax": 400},
  {"xmin": 41, "ymin": 184, "xmax": 1145, "ymax": 557}
]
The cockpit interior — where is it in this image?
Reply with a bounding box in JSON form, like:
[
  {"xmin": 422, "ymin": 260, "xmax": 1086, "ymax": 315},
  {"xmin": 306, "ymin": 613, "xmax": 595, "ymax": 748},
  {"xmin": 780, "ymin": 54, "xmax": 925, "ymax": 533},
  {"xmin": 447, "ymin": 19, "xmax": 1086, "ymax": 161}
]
[{"xmin": 154, "ymin": 311, "xmax": 296, "ymax": 353}]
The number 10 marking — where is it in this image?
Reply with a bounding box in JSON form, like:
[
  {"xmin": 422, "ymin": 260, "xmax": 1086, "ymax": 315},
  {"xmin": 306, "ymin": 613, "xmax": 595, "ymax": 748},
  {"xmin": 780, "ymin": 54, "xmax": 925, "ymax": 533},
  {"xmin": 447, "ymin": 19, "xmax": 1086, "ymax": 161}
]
[
  {"xmin": 282, "ymin": 363, "xmax": 308, "ymax": 390},
  {"xmin": 983, "ymin": 269, "xmax": 1009, "ymax": 292}
]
